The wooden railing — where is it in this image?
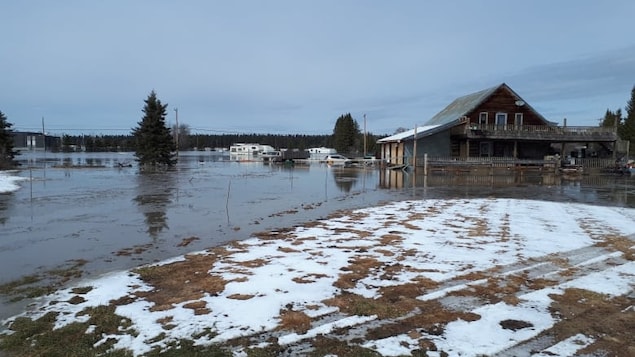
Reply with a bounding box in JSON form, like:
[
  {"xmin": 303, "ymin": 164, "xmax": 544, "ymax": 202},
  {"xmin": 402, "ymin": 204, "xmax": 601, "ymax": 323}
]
[
  {"xmin": 454, "ymin": 123, "xmax": 618, "ymax": 141},
  {"xmin": 413, "ymin": 156, "xmax": 616, "ymax": 170},
  {"xmin": 421, "ymin": 156, "xmax": 551, "ymax": 168}
]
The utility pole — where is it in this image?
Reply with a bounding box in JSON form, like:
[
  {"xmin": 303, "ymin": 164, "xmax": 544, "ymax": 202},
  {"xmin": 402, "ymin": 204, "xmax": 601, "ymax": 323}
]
[
  {"xmin": 174, "ymin": 108, "xmax": 179, "ymax": 157},
  {"xmin": 363, "ymin": 114, "xmax": 367, "ymax": 157},
  {"xmin": 41, "ymin": 116, "xmax": 46, "ymax": 152}
]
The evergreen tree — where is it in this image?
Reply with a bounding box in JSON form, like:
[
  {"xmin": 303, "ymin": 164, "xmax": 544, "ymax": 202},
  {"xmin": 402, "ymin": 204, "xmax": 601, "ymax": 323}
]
[
  {"xmin": 0, "ymin": 110, "xmax": 18, "ymax": 169},
  {"xmin": 332, "ymin": 113, "xmax": 360, "ymax": 154},
  {"xmin": 600, "ymin": 109, "xmax": 622, "ymax": 129},
  {"xmin": 132, "ymin": 91, "xmax": 177, "ymax": 168},
  {"xmin": 622, "ymin": 85, "xmax": 635, "ymax": 147}
]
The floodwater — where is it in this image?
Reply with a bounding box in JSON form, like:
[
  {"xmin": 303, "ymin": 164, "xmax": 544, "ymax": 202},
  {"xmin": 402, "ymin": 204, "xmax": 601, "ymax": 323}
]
[{"xmin": 1, "ymin": 151, "xmax": 634, "ymax": 320}]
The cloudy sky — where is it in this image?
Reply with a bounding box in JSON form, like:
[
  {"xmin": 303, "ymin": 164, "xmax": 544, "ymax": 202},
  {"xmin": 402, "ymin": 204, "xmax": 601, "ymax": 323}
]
[{"xmin": 2, "ymin": 1, "xmax": 635, "ymax": 136}]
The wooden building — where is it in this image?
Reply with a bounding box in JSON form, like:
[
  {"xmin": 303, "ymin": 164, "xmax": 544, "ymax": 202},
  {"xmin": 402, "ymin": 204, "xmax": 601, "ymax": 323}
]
[
  {"xmin": 378, "ymin": 83, "xmax": 618, "ymax": 168},
  {"xmin": 12, "ymin": 131, "xmax": 61, "ymax": 152}
]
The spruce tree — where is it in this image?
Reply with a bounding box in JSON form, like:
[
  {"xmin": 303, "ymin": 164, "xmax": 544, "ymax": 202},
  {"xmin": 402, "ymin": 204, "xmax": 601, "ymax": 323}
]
[
  {"xmin": 600, "ymin": 109, "xmax": 621, "ymax": 129},
  {"xmin": 622, "ymin": 85, "xmax": 635, "ymax": 148},
  {"xmin": 132, "ymin": 91, "xmax": 177, "ymax": 169},
  {"xmin": 332, "ymin": 113, "xmax": 360, "ymax": 154},
  {"xmin": 0, "ymin": 110, "xmax": 18, "ymax": 169}
]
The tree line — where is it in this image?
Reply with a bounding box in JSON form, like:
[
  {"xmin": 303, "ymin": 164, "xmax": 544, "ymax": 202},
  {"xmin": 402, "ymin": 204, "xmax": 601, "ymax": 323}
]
[{"xmin": 59, "ymin": 132, "xmax": 370, "ymax": 154}]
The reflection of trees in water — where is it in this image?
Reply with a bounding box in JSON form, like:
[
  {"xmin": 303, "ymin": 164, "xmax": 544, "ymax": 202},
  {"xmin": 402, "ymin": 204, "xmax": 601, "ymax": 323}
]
[
  {"xmin": 0, "ymin": 194, "xmax": 12, "ymax": 224},
  {"xmin": 331, "ymin": 168, "xmax": 360, "ymax": 192},
  {"xmin": 133, "ymin": 172, "xmax": 176, "ymax": 238}
]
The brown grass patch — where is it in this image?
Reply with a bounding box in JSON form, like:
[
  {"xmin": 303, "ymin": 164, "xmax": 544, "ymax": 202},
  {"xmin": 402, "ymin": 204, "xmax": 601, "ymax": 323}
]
[
  {"xmin": 595, "ymin": 236, "xmax": 635, "ymax": 260},
  {"xmin": 378, "ymin": 263, "xmax": 404, "ymax": 281},
  {"xmin": 183, "ymin": 300, "xmax": 210, "ymax": 315},
  {"xmin": 134, "ymin": 253, "xmax": 228, "ymax": 312},
  {"xmin": 447, "ymin": 276, "xmax": 522, "ymax": 304},
  {"xmin": 311, "ymin": 336, "xmax": 382, "ymax": 356},
  {"xmin": 379, "ymin": 233, "xmax": 403, "ymax": 245},
  {"xmin": 347, "ymin": 212, "xmax": 370, "ymax": 222},
  {"xmin": 365, "ymin": 300, "xmax": 480, "ymax": 340},
  {"xmin": 374, "ymin": 249, "xmax": 395, "ymax": 257},
  {"xmin": 461, "ymin": 216, "xmax": 489, "ymax": 237},
  {"xmin": 325, "ymin": 279, "xmax": 450, "ymax": 321},
  {"xmin": 226, "ymin": 294, "xmax": 255, "ymax": 300},
  {"xmin": 156, "ymin": 315, "xmax": 174, "ymax": 325},
  {"xmin": 292, "ymin": 274, "xmax": 329, "ymax": 284},
  {"xmin": 331, "ymin": 227, "xmax": 373, "ymax": 239},
  {"xmin": 253, "ymin": 228, "xmax": 296, "ymax": 241},
  {"xmin": 67, "ymin": 295, "xmax": 85, "ymax": 305},
  {"xmin": 548, "ymin": 288, "xmax": 635, "ymax": 355},
  {"xmin": 400, "ymin": 221, "xmax": 422, "ymax": 230},
  {"xmin": 232, "ymin": 258, "xmax": 269, "ymax": 268},
  {"xmin": 334, "ymin": 256, "xmax": 382, "ymax": 290},
  {"xmin": 71, "ymin": 286, "xmax": 93, "ymax": 294},
  {"xmin": 323, "ymin": 292, "xmax": 400, "ymax": 318},
  {"xmin": 381, "ymin": 220, "xmax": 401, "ymax": 228},
  {"xmin": 454, "ymin": 271, "xmax": 489, "ymax": 282},
  {"xmin": 277, "ymin": 309, "xmax": 312, "ymax": 334}
]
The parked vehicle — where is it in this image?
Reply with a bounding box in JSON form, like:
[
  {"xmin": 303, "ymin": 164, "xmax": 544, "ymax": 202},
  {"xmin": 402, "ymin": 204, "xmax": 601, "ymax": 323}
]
[
  {"xmin": 307, "ymin": 147, "xmax": 337, "ymax": 160},
  {"xmin": 229, "ymin": 143, "xmax": 275, "ymax": 155},
  {"xmin": 324, "ymin": 154, "xmax": 352, "ymax": 166},
  {"xmin": 262, "ymin": 149, "xmax": 309, "ymax": 163}
]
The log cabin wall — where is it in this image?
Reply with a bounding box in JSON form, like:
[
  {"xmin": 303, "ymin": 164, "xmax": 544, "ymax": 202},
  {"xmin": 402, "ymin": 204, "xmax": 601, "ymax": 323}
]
[{"xmin": 465, "ymin": 86, "xmax": 547, "ymax": 126}]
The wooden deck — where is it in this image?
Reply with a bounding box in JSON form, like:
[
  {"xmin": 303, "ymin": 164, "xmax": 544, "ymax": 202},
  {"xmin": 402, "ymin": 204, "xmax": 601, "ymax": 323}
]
[{"xmin": 452, "ymin": 123, "xmax": 618, "ymax": 142}]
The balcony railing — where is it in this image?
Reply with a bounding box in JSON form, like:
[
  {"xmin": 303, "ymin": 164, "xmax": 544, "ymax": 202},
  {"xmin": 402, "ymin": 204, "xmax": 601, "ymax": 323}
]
[{"xmin": 454, "ymin": 123, "xmax": 618, "ymax": 141}]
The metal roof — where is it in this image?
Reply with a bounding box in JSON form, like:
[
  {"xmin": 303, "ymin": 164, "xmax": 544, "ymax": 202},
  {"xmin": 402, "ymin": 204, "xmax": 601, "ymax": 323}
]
[
  {"xmin": 424, "ymin": 84, "xmax": 500, "ymax": 126},
  {"xmin": 377, "ymin": 124, "xmax": 441, "ymax": 143},
  {"xmin": 423, "ymin": 83, "xmax": 550, "ymax": 126}
]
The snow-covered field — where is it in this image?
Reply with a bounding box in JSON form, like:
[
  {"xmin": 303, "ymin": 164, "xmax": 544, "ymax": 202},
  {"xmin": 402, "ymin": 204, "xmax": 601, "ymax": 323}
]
[{"xmin": 2, "ymin": 192, "xmax": 634, "ymax": 356}]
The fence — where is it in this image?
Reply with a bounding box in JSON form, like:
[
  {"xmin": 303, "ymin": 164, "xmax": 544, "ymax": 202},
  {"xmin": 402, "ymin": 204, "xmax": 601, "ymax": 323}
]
[{"xmin": 410, "ymin": 156, "xmax": 617, "ymax": 174}]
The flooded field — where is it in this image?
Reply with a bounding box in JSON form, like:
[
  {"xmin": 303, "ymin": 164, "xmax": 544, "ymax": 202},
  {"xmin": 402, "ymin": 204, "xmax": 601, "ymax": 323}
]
[{"xmin": 1, "ymin": 151, "xmax": 634, "ymax": 320}]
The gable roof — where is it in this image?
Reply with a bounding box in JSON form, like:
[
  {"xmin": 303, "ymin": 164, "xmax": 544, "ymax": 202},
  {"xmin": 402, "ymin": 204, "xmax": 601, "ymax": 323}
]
[{"xmin": 424, "ymin": 83, "xmax": 549, "ymax": 127}]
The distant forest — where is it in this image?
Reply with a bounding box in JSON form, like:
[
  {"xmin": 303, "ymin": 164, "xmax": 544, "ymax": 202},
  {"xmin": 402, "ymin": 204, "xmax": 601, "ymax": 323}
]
[{"xmin": 60, "ymin": 132, "xmax": 384, "ymax": 155}]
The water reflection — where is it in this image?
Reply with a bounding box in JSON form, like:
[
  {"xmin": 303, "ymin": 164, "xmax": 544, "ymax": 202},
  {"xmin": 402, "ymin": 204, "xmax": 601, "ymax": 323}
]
[
  {"xmin": 379, "ymin": 169, "xmax": 635, "ymax": 208},
  {"xmin": 0, "ymin": 193, "xmax": 12, "ymax": 225},
  {"xmin": 133, "ymin": 171, "xmax": 176, "ymax": 238},
  {"xmin": 331, "ymin": 167, "xmax": 360, "ymax": 192}
]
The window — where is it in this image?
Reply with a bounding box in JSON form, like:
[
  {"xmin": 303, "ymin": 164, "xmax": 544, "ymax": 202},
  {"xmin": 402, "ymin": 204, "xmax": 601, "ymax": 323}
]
[
  {"xmin": 479, "ymin": 112, "xmax": 488, "ymax": 125},
  {"xmin": 495, "ymin": 112, "xmax": 507, "ymax": 127},
  {"xmin": 515, "ymin": 113, "xmax": 523, "ymax": 126}
]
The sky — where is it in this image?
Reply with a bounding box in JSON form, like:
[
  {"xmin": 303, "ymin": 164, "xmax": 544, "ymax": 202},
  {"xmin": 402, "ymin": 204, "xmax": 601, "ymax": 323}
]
[
  {"xmin": 2, "ymin": 1, "xmax": 635, "ymax": 136},
  {"xmin": 2, "ymin": 189, "xmax": 634, "ymax": 355}
]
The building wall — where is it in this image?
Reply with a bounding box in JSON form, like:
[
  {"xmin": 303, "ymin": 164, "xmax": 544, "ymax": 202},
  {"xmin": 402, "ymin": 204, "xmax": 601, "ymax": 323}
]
[
  {"xmin": 12, "ymin": 132, "xmax": 61, "ymax": 151},
  {"xmin": 466, "ymin": 86, "xmax": 548, "ymax": 126},
  {"xmin": 414, "ymin": 130, "xmax": 451, "ymax": 157}
]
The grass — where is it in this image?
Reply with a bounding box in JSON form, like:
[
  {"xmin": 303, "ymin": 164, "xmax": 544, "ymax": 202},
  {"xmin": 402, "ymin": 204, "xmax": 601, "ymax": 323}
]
[
  {"xmin": 0, "ymin": 306, "xmax": 233, "ymax": 357},
  {"xmin": 0, "ymin": 308, "xmax": 135, "ymax": 357},
  {"xmin": 0, "ymin": 260, "xmax": 88, "ymax": 302}
]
